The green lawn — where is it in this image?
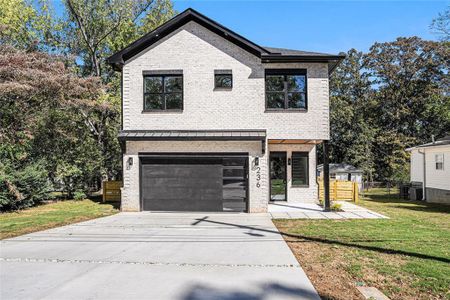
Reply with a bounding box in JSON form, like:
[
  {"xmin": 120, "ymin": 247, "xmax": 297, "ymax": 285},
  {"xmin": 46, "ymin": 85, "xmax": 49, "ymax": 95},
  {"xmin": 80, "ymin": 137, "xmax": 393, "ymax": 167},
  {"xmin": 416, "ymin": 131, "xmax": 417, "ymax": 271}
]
[
  {"xmin": 274, "ymin": 188, "xmax": 450, "ymax": 300},
  {"xmin": 0, "ymin": 199, "xmax": 118, "ymax": 239}
]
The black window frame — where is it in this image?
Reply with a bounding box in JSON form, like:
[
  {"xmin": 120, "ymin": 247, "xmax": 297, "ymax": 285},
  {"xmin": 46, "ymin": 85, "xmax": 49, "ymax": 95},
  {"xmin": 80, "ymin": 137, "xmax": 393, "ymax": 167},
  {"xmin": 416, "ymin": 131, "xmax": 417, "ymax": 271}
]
[
  {"xmin": 265, "ymin": 69, "xmax": 307, "ymax": 111},
  {"xmin": 143, "ymin": 74, "xmax": 183, "ymax": 112},
  {"xmin": 291, "ymin": 151, "xmax": 309, "ymax": 187},
  {"xmin": 214, "ymin": 69, "xmax": 233, "ymax": 90}
]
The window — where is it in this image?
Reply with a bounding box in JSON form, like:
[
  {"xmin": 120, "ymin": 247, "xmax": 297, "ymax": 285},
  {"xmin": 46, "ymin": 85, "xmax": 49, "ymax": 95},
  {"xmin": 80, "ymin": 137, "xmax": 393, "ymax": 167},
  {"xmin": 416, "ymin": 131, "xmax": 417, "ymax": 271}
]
[
  {"xmin": 214, "ymin": 70, "xmax": 232, "ymax": 89},
  {"xmin": 143, "ymin": 75, "xmax": 183, "ymax": 110},
  {"xmin": 291, "ymin": 152, "xmax": 309, "ymax": 186},
  {"xmin": 435, "ymin": 154, "xmax": 444, "ymax": 170},
  {"xmin": 265, "ymin": 69, "xmax": 307, "ymax": 110}
]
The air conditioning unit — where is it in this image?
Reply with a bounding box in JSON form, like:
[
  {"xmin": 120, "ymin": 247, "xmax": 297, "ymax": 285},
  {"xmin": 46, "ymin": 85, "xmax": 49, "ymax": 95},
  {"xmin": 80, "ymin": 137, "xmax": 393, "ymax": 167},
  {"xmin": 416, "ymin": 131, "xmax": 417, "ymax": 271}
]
[{"xmin": 409, "ymin": 187, "xmax": 423, "ymax": 201}]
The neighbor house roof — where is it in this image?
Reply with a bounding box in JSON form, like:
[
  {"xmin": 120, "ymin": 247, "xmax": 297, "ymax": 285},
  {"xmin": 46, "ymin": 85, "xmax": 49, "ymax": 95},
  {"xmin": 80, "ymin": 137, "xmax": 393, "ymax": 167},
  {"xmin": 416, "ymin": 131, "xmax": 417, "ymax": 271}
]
[
  {"xmin": 317, "ymin": 163, "xmax": 363, "ymax": 173},
  {"xmin": 406, "ymin": 135, "xmax": 450, "ymax": 151},
  {"xmin": 107, "ymin": 8, "xmax": 345, "ymax": 73}
]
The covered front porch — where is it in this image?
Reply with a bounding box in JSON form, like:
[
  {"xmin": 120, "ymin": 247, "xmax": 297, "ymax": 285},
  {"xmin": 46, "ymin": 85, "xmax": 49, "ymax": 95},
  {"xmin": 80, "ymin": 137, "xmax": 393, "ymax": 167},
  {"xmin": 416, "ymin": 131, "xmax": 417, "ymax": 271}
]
[{"xmin": 267, "ymin": 139, "xmax": 332, "ymax": 210}]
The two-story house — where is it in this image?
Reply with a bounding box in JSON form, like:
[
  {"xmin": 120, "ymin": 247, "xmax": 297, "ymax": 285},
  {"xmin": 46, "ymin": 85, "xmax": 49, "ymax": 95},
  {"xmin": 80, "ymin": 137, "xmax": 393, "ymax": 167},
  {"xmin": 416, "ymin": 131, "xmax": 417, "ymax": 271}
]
[{"xmin": 107, "ymin": 8, "xmax": 344, "ymax": 213}]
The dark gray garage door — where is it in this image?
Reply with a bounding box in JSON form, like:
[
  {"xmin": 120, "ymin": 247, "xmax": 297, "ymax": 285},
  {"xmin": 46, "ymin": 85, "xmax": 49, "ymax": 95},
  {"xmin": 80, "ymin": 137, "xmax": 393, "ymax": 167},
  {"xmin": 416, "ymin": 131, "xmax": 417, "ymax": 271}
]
[{"xmin": 140, "ymin": 155, "xmax": 248, "ymax": 212}]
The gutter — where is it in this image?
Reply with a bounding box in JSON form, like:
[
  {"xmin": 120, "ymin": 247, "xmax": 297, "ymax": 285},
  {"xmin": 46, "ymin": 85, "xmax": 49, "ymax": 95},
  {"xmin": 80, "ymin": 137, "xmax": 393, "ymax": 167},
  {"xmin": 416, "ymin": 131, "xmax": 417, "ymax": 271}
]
[{"xmin": 417, "ymin": 148, "xmax": 426, "ymax": 201}]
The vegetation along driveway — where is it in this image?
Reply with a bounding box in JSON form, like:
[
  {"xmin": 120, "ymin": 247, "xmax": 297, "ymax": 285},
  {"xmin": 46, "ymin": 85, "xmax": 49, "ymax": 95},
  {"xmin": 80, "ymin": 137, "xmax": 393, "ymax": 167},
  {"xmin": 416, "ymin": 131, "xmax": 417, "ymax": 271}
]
[{"xmin": 1, "ymin": 213, "xmax": 320, "ymax": 300}]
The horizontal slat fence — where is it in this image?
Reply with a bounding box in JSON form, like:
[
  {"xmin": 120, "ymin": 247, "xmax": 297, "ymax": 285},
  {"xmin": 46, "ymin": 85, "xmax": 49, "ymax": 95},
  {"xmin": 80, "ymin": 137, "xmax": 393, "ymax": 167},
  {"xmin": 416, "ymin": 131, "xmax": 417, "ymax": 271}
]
[
  {"xmin": 102, "ymin": 181, "xmax": 122, "ymax": 202},
  {"xmin": 318, "ymin": 180, "xmax": 359, "ymax": 203}
]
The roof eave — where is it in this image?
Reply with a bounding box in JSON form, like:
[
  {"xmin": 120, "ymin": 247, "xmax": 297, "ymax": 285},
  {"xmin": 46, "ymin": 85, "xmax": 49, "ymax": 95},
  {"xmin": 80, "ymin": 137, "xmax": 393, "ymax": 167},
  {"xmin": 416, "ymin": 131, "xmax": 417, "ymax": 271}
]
[
  {"xmin": 107, "ymin": 8, "xmax": 270, "ymax": 71},
  {"xmin": 261, "ymin": 54, "xmax": 346, "ymax": 75}
]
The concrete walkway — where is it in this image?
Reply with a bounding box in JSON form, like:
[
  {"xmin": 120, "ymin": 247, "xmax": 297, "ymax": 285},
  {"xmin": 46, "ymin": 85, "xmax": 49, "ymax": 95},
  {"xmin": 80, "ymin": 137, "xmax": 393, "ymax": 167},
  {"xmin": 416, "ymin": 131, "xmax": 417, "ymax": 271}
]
[
  {"xmin": 1, "ymin": 213, "xmax": 320, "ymax": 300},
  {"xmin": 269, "ymin": 201, "xmax": 388, "ymax": 219}
]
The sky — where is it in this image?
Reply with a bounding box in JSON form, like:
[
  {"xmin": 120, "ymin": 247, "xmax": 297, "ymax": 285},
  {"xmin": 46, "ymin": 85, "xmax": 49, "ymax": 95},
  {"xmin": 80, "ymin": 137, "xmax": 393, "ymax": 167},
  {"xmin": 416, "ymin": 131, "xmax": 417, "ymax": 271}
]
[{"xmin": 53, "ymin": 0, "xmax": 448, "ymax": 54}]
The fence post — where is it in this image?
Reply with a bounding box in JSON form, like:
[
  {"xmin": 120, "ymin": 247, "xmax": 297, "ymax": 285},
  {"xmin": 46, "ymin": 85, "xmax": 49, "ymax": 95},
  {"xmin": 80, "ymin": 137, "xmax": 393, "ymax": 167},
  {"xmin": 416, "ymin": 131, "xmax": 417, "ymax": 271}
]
[
  {"xmin": 102, "ymin": 181, "xmax": 106, "ymax": 202},
  {"xmin": 353, "ymin": 182, "xmax": 359, "ymax": 203},
  {"xmin": 333, "ymin": 180, "xmax": 338, "ymax": 201},
  {"xmin": 323, "ymin": 141, "xmax": 331, "ymax": 211}
]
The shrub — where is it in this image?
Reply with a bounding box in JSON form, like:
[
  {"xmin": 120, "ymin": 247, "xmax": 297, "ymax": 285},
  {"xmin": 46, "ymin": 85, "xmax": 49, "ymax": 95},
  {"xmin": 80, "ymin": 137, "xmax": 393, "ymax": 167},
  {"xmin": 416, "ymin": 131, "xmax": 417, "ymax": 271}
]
[
  {"xmin": 73, "ymin": 190, "xmax": 86, "ymax": 201},
  {"xmin": 331, "ymin": 203, "xmax": 343, "ymax": 211},
  {"xmin": 0, "ymin": 160, "xmax": 51, "ymax": 211}
]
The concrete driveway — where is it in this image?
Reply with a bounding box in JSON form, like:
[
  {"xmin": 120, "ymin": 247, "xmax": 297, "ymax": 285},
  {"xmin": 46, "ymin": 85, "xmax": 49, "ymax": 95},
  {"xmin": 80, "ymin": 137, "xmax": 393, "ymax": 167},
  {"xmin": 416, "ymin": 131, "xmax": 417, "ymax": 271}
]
[{"xmin": 1, "ymin": 213, "xmax": 320, "ymax": 300}]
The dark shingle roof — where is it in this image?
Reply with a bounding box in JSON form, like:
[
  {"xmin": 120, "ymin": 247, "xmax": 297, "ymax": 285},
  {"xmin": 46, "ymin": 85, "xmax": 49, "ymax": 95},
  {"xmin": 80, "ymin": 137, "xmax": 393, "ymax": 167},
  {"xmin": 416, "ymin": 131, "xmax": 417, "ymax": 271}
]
[
  {"xmin": 263, "ymin": 46, "xmax": 338, "ymax": 57},
  {"xmin": 107, "ymin": 8, "xmax": 345, "ymax": 73}
]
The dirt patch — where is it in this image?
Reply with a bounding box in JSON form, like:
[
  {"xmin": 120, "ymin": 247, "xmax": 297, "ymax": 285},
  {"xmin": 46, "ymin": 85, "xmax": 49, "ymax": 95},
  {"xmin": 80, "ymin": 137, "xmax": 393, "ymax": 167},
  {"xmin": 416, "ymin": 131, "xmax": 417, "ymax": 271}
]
[
  {"xmin": 280, "ymin": 236, "xmax": 444, "ymax": 300},
  {"xmin": 285, "ymin": 239, "xmax": 364, "ymax": 300}
]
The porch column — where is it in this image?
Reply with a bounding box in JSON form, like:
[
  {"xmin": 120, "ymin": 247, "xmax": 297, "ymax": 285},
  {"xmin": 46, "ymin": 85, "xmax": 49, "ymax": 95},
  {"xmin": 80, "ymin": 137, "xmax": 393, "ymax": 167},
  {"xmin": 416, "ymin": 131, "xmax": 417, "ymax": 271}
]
[{"xmin": 323, "ymin": 140, "xmax": 331, "ymax": 211}]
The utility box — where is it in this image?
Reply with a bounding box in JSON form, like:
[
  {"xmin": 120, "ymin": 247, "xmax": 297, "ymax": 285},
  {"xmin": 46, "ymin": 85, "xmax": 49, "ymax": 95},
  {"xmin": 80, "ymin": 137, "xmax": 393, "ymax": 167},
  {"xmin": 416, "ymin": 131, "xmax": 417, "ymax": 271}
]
[{"xmin": 409, "ymin": 187, "xmax": 423, "ymax": 201}]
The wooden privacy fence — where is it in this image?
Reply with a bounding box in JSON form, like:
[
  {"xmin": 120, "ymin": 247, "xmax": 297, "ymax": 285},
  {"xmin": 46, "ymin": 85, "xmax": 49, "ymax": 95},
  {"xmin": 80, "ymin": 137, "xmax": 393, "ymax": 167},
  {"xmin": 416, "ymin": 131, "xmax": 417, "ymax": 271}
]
[
  {"xmin": 318, "ymin": 180, "xmax": 359, "ymax": 203},
  {"xmin": 102, "ymin": 181, "xmax": 122, "ymax": 202}
]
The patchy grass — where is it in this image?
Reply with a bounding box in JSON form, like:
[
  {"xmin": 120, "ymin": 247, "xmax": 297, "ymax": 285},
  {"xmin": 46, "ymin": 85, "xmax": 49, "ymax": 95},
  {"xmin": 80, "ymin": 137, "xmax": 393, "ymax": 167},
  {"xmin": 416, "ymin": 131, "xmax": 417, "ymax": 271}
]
[
  {"xmin": 273, "ymin": 188, "xmax": 450, "ymax": 300},
  {"xmin": 0, "ymin": 199, "xmax": 118, "ymax": 239}
]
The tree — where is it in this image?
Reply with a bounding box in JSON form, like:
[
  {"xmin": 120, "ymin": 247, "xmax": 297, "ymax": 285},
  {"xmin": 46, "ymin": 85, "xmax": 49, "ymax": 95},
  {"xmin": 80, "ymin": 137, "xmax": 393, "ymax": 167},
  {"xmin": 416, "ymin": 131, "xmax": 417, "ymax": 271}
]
[
  {"xmin": 63, "ymin": 0, "xmax": 176, "ymax": 77},
  {"xmin": 329, "ymin": 49, "xmax": 376, "ymax": 182},
  {"xmin": 430, "ymin": 7, "xmax": 450, "ymax": 41},
  {"xmin": 0, "ymin": 0, "xmax": 61, "ymax": 51},
  {"xmin": 0, "ymin": 44, "xmax": 115, "ymax": 201},
  {"xmin": 365, "ymin": 37, "xmax": 450, "ymax": 183}
]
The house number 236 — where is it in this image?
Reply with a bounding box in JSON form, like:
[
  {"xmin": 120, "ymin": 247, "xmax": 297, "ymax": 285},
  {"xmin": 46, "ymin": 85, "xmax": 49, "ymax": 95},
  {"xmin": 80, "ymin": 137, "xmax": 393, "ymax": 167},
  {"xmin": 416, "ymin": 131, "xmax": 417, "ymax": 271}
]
[{"xmin": 255, "ymin": 167, "xmax": 261, "ymax": 188}]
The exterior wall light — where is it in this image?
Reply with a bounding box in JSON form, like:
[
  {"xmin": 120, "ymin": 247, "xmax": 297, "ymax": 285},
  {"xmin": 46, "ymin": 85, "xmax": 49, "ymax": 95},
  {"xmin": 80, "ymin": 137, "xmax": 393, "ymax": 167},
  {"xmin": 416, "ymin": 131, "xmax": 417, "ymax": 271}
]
[
  {"xmin": 288, "ymin": 158, "xmax": 292, "ymax": 165},
  {"xmin": 127, "ymin": 157, "xmax": 133, "ymax": 170},
  {"xmin": 254, "ymin": 157, "xmax": 259, "ymax": 166}
]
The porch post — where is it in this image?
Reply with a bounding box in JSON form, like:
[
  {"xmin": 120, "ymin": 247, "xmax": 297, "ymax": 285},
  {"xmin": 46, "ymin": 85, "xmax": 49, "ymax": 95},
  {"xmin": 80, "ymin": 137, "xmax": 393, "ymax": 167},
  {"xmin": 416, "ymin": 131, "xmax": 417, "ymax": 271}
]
[{"xmin": 323, "ymin": 140, "xmax": 331, "ymax": 211}]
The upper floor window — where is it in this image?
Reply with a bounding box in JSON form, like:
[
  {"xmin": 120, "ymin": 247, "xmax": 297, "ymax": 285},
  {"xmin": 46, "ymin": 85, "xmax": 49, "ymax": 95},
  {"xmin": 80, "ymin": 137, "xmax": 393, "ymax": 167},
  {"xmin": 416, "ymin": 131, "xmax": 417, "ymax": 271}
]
[
  {"xmin": 435, "ymin": 153, "xmax": 444, "ymax": 170},
  {"xmin": 265, "ymin": 69, "xmax": 307, "ymax": 110},
  {"xmin": 143, "ymin": 74, "xmax": 183, "ymax": 111},
  {"xmin": 214, "ymin": 70, "xmax": 232, "ymax": 89}
]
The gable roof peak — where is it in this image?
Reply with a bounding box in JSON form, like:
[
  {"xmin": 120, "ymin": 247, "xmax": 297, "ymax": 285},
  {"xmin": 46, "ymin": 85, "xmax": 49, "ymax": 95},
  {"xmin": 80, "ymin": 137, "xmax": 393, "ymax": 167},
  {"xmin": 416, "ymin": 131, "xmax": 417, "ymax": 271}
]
[{"xmin": 107, "ymin": 8, "xmax": 344, "ymax": 73}]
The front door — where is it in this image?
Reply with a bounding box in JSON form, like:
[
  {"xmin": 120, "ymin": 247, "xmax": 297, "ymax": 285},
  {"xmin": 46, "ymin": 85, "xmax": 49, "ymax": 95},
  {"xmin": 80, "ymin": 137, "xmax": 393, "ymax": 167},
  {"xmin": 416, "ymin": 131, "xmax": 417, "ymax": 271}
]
[{"xmin": 270, "ymin": 152, "xmax": 287, "ymax": 201}]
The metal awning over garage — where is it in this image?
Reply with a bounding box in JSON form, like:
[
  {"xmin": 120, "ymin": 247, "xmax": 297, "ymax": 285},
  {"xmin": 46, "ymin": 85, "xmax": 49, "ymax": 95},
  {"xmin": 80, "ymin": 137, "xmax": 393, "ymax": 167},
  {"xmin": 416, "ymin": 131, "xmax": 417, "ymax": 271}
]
[
  {"xmin": 118, "ymin": 130, "xmax": 266, "ymax": 140},
  {"xmin": 118, "ymin": 129, "xmax": 267, "ymax": 153}
]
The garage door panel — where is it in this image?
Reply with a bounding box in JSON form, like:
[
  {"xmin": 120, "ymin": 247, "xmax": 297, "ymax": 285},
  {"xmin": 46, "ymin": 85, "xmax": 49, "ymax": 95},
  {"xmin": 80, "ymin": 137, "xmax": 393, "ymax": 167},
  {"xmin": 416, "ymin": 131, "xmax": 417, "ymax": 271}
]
[
  {"xmin": 223, "ymin": 201, "xmax": 247, "ymax": 211},
  {"xmin": 143, "ymin": 186, "xmax": 223, "ymax": 200},
  {"xmin": 143, "ymin": 165, "xmax": 223, "ymax": 179},
  {"xmin": 223, "ymin": 188, "xmax": 246, "ymax": 199},
  {"xmin": 223, "ymin": 179, "xmax": 246, "ymax": 188},
  {"xmin": 142, "ymin": 198, "xmax": 223, "ymax": 211},
  {"xmin": 143, "ymin": 178, "xmax": 222, "ymax": 190},
  {"xmin": 141, "ymin": 155, "xmax": 247, "ymax": 212}
]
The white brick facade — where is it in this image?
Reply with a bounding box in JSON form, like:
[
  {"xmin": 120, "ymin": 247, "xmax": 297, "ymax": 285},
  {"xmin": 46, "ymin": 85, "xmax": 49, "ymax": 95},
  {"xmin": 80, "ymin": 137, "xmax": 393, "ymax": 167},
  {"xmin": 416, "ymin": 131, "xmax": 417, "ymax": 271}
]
[
  {"xmin": 120, "ymin": 21, "xmax": 330, "ymax": 212},
  {"xmin": 123, "ymin": 140, "xmax": 267, "ymax": 212}
]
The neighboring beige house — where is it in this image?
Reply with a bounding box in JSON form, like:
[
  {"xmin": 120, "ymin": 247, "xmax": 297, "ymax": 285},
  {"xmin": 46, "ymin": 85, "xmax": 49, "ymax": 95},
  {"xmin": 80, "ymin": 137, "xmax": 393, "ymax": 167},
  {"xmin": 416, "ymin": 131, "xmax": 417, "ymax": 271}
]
[
  {"xmin": 407, "ymin": 135, "xmax": 450, "ymax": 204},
  {"xmin": 107, "ymin": 8, "xmax": 344, "ymax": 212}
]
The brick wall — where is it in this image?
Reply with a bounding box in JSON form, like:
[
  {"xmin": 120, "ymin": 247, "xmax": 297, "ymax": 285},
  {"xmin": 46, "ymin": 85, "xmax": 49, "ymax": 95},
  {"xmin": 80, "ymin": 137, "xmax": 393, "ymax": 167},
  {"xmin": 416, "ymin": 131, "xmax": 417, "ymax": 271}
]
[
  {"xmin": 122, "ymin": 140, "xmax": 268, "ymax": 212},
  {"xmin": 120, "ymin": 20, "xmax": 330, "ymax": 212},
  {"xmin": 122, "ymin": 21, "xmax": 330, "ymax": 140}
]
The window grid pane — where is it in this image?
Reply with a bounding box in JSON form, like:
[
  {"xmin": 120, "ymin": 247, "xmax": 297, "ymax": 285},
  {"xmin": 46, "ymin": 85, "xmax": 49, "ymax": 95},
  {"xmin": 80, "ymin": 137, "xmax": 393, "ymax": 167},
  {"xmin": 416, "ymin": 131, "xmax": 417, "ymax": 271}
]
[
  {"xmin": 265, "ymin": 72, "xmax": 307, "ymax": 109},
  {"xmin": 287, "ymin": 75, "xmax": 306, "ymax": 92},
  {"xmin": 266, "ymin": 75, "xmax": 285, "ymax": 91},
  {"xmin": 292, "ymin": 152, "xmax": 309, "ymax": 186},
  {"xmin": 215, "ymin": 74, "xmax": 232, "ymax": 88},
  {"xmin": 144, "ymin": 75, "xmax": 183, "ymax": 110}
]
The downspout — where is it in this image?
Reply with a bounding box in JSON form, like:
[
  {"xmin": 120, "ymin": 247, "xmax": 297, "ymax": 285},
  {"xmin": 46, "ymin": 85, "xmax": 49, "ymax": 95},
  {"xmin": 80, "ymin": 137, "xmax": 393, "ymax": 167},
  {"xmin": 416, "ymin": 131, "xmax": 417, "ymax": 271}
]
[{"xmin": 418, "ymin": 149, "xmax": 426, "ymax": 201}]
